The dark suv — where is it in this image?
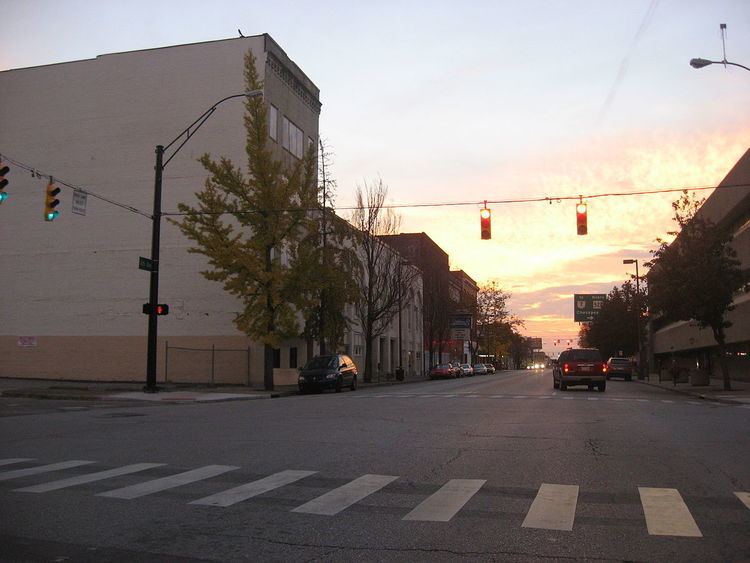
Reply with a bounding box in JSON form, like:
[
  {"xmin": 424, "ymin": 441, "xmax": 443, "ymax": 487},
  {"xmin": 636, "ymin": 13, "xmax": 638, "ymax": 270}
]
[
  {"xmin": 553, "ymin": 349, "xmax": 607, "ymax": 391},
  {"xmin": 298, "ymin": 354, "xmax": 358, "ymax": 394}
]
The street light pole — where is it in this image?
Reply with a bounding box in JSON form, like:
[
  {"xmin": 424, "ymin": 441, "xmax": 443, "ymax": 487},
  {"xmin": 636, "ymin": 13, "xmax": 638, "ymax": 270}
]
[
  {"xmin": 144, "ymin": 90, "xmax": 263, "ymax": 392},
  {"xmin": 623, "ymin": 259, "xmax": 643, "ymax": 380},
  {"xmin": 690, "ymin": 23, "xmax": 750, "ymax": 73}
]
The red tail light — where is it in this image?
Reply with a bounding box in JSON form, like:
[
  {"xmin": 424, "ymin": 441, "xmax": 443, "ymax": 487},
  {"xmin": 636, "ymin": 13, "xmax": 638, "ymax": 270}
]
[
  {"xmin": 563, "ymin": 363, "xmax": 570, "ymax": 373},
  {"xmin": 601, "ymin": 363, "xmax": 608, "ymax": 373}
]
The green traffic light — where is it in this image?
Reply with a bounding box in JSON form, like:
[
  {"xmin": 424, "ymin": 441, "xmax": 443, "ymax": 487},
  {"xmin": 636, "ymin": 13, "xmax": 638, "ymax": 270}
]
[
  {"xmin": 46, "ymin": 210, "xmax": 59, "ymax": 221},
  {"xmin": 0, "ymin": 192, "xmax": 7, "ymax": 203}
]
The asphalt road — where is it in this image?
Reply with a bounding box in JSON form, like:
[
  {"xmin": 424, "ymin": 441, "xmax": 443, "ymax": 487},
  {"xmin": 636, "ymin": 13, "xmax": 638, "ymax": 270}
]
[{"xmin": 1, "ymin": 369, "xmax": 749, "ymax": 562}]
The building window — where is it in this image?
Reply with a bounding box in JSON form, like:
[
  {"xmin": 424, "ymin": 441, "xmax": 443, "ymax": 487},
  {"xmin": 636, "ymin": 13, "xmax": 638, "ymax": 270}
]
[
  {"xmin": 353, "ymin": 333, "xmax": 363, "ymax": 356},
  {"xmin": 289, "ymin": 347, "xmax": 298, "ymax": 369},
  {"xmin": 269, "ymin": 105, "xmax": 278, "ymax": 141},
  {"xmin": 273, "ymin": 348, "xmax": 281, "ymax": 369},
  {"xmin": 281, "ymin": 115, "xmax": 304, "ymax": 158}
]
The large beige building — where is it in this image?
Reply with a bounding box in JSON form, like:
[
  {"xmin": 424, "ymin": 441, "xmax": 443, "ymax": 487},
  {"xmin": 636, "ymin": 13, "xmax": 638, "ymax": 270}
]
[
  {"xmin": 0, "ymin": 34, "xmax": 421, "ymax": 387},
  {"xmin": 649, "ymin": 149, "xmax": 750, "ymax": 381}
]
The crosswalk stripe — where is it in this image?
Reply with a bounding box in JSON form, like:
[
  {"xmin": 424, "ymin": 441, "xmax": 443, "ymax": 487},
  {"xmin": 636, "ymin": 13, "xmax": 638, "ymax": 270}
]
[
  {"xmin": 190, "ymin": 470, "xmax": 317, "ymax": 507},
  {"xmin": 0, "ymin": 458, "xmax": 34, "ymax": 467},
  {"xmin": 403, "ymin": 479, "xmax": 486, "ymax": 522},
  {"xmin": 0, "ymin": 460, "xmax": 94, "ymax": 481},
  {"xmin": 14, "ymin": 463, "xmax": 165, "ymax": 493},
  {"xmin": 638, "ymin": 487, "xmax": 702, "ymax": 537},
  {"xmin": 736, "ymin": 492, "xmax": 750, "ymax": 510},
  {"xmin": 98, "ymin": 465, "xmax": 238, "ymax": 500},
  {"xmin": 292, "ymin": 474, "xmax": 398, "ymax": 516},
  {"xmin": 522, "ymin": 484, "xmax": 579, "ymax": 531}
]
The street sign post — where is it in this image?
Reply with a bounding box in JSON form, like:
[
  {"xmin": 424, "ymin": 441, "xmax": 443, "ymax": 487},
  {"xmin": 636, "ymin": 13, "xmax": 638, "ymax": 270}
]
[
  {"xmin": 139, "ymin": 257, "xmax": 155, "ymax": 272},
  {"xmin": 574, "ymin": 294, "xmax": 606, "ymax": 322}
]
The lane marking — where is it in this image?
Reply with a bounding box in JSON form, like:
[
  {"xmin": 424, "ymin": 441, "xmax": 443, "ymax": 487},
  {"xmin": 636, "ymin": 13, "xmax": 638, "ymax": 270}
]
[
  {"xmin": 190, "ymin": 470, "xmax": 317, "ymax": 507},
  {"xmin": 0, "ymin": 458, "xmax": 34, "ymax": 467},
  {"xmin": 522, "ymin": 484, "xmax": 579, "ymax": 531},
  {"xmin": 98, "ymin": 465, "xmax": 238, "ymax": 500},
  {"xmin": 638, "ymin": 487, "xmax": 702, "ymax": 537},
  {"xmin": 0, "ymin": 460, "xmax": 95, "ymax": 482},
  {"xmin": 587, "ymin": 397, "xmax": 599, "ymax": 401},
  {"xmin": 736, "ymin": 492, "xmax": 750, "ymax": 510},
  {"xmin": 292, "ymin": 474, "xmax": 398, "ymax": 516},
  {"xmin": 403, "ymin": 479, "xmax": 486, "ymax": 522},
  {"xmin": 15, "ymin": 463, "xmax": 165, "ymax": 493}
]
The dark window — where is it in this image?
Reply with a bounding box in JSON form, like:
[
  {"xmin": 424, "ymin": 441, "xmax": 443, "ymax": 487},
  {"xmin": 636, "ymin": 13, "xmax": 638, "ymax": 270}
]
[
  {"xmin": 569, "ymin": 349, "xmax": 602, "ymax": 362},
  {"xmin": 273, "ymin": 348, "xmax": 281, "ymax": 369},
  {"xmin": 289, "ymin": 347, "xmax": 298, "ymax": 369}
]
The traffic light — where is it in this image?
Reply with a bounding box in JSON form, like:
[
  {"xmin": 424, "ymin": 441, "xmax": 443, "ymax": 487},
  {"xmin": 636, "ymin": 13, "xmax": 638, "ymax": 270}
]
[
  {"xmin": 0, "ymin": 161, "xmax": 9, "ymax": 204},
  {"xmin": 142, "ymin": 303, "xmax": 169, "ymax": 315},
  {"xmin": 576, "ymin": 202, "xmax": 587, "ymax": 235},
  {"xmin": 44, "ymin": 181, "xmax": 61, "ymax": 221},
  {"xmin": 480, "ymin": 207, "xmax": 491, "ymax": 240}
]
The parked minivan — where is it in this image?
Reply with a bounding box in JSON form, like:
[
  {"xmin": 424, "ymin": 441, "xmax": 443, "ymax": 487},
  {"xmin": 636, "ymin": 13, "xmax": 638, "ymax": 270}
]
[{"xmin": 298, "ymin": 354, "xmax": 358, "ymax": 394}]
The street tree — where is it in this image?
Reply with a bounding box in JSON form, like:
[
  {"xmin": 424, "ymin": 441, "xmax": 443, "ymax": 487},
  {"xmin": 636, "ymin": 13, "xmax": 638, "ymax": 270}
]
[
  {"xmin": 290, "ymin": 140, "xmax": 359, "ymax": 357},
  {"xmin": 646, "ymin": 192, "xmax": 746, "ymax": 391},
  {"xmin": 351, "ymin": 179, "xmax": 418, "ymax": 382},
  {"xmin": 476, "ymin": 282, "xmax": 523, "ymax": 363},
  {"xmin": 169, "ymin": 51, "xmax": 318, "ymax": 391},
  {"xmin": 578, "ymin": 281, "xmax": 641, "ymax": 360}
]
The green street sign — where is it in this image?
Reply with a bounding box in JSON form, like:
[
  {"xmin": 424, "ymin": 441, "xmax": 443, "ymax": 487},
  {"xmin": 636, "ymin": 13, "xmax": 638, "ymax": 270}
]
[
  {"xmin": 139, "ymin": 257, "xmax": 155, "ymax": 272},
  {"xmin": 574, "ymin": 293, "xmax": 606, "ymax": 322}
]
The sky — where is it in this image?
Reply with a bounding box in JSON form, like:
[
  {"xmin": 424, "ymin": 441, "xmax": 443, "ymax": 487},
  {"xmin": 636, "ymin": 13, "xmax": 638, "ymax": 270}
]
[{"xmin": 3, "ymin": 0, "xmax": 750, "ymax": 356}]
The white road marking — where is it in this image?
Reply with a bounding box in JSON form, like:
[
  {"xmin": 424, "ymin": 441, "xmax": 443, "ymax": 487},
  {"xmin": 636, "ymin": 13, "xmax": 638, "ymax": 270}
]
[
  {"xmin": 638, "ymin": 487, "xmax": 702, "ymax": 537},
  {"xmin": 661, "ymin": 400, "xmax": 674, "ymax": 404},
  {"xmin": 98, "ymin": 465, "xmax": 238, "ymax": 499},
  {"xmin": 14, "ymin": 463, "xmax": 165, "ymax": 493},
  {"xmin": 0, "ymin": 458, "xmax": 34, "ymax": 467},
  {"xmin": 736, "ymin": 492, "xmax": 750, "ymax": 510},
  {"xmin": 190, "ymin": 470, "xmax": 317, "ymax": 507},
  {"xmin": 513, "ymin": 396, "xmax": 527, "ymax": 399},
  {"xmin": 587, "ymin": 397, "xmax": 599, "ymax": 401},
  {"xmin": 0, "ymin": 460, "xmax": 94, "ymax": 481},
  {"xmin": 522, "ymin": 484, "xmax": 579, "ymax": 531},
  {"xmin": 403, "ymin": 479, "xmax": 486, "ymax": 522},
  {"xmin": 292, "ymin": 474, "xmax": 398, "ymax": 516}
]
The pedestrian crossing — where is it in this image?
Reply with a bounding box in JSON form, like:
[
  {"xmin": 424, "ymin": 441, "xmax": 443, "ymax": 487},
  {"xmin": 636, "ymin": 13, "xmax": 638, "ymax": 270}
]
[{"xmin": 1, "ymin": 457, "xmax": 748, "ymax": 538}]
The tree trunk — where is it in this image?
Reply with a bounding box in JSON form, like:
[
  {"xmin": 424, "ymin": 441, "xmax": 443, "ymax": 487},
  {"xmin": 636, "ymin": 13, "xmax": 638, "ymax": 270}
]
[
  {"xmin": 263, "ymin": 344, "xmax": 274, "ymax": 391},
  {"xmin": 363, "ymin": 330, "xmax": 373, "ymax": 383},
  {"xmin": 712, "ymin": 325, "xmax": 732, "ymax": 391}
]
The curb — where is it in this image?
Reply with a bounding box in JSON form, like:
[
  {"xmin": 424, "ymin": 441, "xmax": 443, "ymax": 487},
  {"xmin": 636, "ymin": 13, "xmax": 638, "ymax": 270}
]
[{"xmin": 635, "ymin": 379, "xmax": 744, "ymax": 406}]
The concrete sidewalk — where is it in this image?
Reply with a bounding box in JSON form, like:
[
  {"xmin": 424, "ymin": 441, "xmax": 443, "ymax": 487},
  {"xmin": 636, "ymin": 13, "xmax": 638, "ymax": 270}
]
[
  {"xmin": 637, "ymin": 374, "xmax": 750, "ymax": 405},
  {"xmin": 0, "ymin": 375, "xmax": 430, "ymax": 403}
]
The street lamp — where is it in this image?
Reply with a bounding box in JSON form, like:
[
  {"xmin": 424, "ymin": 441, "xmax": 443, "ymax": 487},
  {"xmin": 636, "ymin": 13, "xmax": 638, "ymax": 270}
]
[
  {"xmin": 145, "ymin": 90, "xmax": 263, "ymax": 392},
  {"xmin": 690, "ymin": 24, "xmax": 750, "ymax": 73},
  {"xmin": 623, "ymin": 259, "xmax": 644, "ymax": 380}
]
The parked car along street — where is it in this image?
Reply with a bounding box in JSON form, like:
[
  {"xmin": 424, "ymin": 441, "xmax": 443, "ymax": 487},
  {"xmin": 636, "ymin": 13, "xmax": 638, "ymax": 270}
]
[
  {"xmin": 429, "ymin": 364, "xmax": 456, "ymax": 380},
  {"xmin": 298, "ymin": 354, "xmax": 358, "ymax": 393},
  {"xmin": 473, "ymin": 363, "xmax": 488, "ymax": 375},
  {"xmin": 606, "ymin": 357, "xmax": 633, "ymax": 381}
]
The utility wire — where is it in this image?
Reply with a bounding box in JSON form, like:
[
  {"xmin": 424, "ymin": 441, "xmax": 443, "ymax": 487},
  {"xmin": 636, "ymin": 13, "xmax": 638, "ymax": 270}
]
[
  {"xmin": 0, "ymin": 152, "xmax": 151, "ymax": 219},
  {"xmin": 3, "ymin": 150, "xmax": 748, "ymax": 218}
]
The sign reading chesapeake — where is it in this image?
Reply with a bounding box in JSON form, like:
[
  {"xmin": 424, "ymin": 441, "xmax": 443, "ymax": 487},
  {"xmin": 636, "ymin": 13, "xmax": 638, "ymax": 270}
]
[{"xmin": 573, "ymin": 293, "xmax": 606, "ymax": 322}]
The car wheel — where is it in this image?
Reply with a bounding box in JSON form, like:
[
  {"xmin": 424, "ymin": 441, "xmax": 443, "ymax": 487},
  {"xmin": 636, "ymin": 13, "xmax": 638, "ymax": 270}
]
[
  {"xmin": 560, "ymin": 381, "xmax": 567, "ymax": 391},
  {"xmin": 350, "ymin": 375, "xmax": 357, "ymax": 391},
  {"xmin": 335, "ymin": 376, "xmax": 342, "ymax": 393},
  {"xmin": 298, "ymin": 385, "xmax": 307, "ymax": 395},
  {"xmin": 599, "ymin": 382, "xmax": 606, "ymax": 392}
]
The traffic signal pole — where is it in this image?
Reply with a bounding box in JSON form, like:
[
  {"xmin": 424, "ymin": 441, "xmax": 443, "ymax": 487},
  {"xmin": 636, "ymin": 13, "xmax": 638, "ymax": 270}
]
[
  {"xmin": 145, "ymin": 145, "xmax": 163, "ymax": 392},
  {"xmin": 142, "ymin": 91, "xmax": 262, "ymax": 393}
]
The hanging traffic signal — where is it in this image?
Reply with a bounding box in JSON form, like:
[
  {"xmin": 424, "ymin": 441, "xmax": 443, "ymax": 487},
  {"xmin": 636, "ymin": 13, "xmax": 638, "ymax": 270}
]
[
  {"xmin": 0, "ymin": 162, "xmax": 9, "ymax": 204},
  {"xmin": 44, "ymin": 181, "xmax": 61, "ymax": 221},
  {"xmin": 480, "ymin": 207, "xmax": 491, "ymax": 240},
  {"xmin": 576, "ymin": 202, "xmax": 587, "ymax": 235}
]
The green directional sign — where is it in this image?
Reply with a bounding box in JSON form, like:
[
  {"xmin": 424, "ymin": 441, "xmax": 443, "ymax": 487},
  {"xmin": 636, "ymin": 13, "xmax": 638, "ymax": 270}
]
[
  {"xmin": 139, "ymin": 257, "xmax": 155, "ymax": 272},
  {"xmin": 574, "ymin": 293, "xmax": 606, "ymax": 322}
]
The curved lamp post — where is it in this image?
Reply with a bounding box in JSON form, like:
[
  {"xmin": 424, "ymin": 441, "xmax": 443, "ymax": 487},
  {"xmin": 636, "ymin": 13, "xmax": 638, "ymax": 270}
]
[
  {"xmin": 689, "ymin": 58, "xmax": 750, "ymax": 72},
  {"xmin": 145, "ymin": 90, "xmax": 263, "ymax": 392},
  {"xmin": 623, "ymin": 259, "xmax": 644, "ymax": 380}
]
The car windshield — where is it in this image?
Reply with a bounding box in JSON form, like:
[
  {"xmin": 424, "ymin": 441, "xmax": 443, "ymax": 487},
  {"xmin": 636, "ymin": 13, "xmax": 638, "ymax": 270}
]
[
  {"xmin": 568, "ymin": 350, "xmax": 602, "ymax": 362},
  {"xmin": 304, "ymin": 356, "xmax": 337, "ymax": 370}
]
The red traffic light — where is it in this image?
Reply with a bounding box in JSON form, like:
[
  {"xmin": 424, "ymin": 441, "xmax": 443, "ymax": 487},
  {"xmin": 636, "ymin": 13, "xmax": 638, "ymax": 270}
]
[
  {"xmin": 480, "ymin": 208, "xmax": 491, "ymax": 240},
  {"xmin": 142, "ymin": 303, "xmax": 169, "ymax": 315},
  {"xmin": 576, "ymin": 202, "xmax": 587, "ymax": 236}
]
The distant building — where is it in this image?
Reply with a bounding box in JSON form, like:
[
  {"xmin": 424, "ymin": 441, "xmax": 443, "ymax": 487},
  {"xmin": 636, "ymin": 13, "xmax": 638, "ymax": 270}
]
[{"xmin": 649, "ymin": 149, "xmax": 750, "ymax": 381}]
